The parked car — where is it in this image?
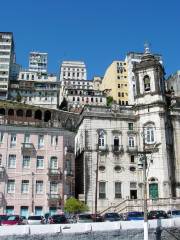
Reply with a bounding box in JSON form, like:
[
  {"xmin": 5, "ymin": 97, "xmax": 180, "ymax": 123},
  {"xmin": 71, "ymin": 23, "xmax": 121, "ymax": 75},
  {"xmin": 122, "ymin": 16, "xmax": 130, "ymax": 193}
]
[
  {"xmin": 167, "ymin": 210, "xmax": 180, "ymax": 218},
  {"xmin": 91, "ymin": 213, "xmax": 104, "ymax": 222},
  {"xmin": 124, "ymin": 211, "xmax": 144, "ymax": 221},
  {"xmin": 148, "ymin": 210, "xmax": 168, "ymax": 220},
  {"xmin": 76, "ymin": 213, "xmax": 94, "ymax": 223},
  {"xmin": 0, "ymin": 214, "xmax": 7, "ymax": 224},
  {"xmin": 20, "ymin": 216, "xmax": 28, "ymax": 225},
  {"xmin": 1, "ymin": 215, "xmax": 23, "ymax": 225},
  {"xmin": 103, "ymin": 212, "xmax": 122, "ymax": 222},
  {"xmin": 27, "ymin": 215, "xmax": 45, "ymax": 225},
  {"xmin": 48, "ymin": 214, "xmax": 68, "ymax": 224}
]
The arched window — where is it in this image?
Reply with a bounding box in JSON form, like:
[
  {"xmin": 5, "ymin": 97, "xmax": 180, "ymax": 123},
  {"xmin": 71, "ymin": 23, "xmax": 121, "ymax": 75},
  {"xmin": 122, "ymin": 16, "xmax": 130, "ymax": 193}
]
[
  {"xmin": 128, "ymin": 136, "xmax": 135, "ymax": 147},
  {"xmin": 143, "ymin": 75, "xmax": 150, "ymax": 92},
  {"xmin": 98, "ymin": 130, "xmax": 105, "ymax": 147},
  {"xmin": 149, "ymin": 178, "xmax": 159, "ymax": 199},
  {"xmin": 144, "ymin": 123, "xmax": 155, "ymax": 144}
]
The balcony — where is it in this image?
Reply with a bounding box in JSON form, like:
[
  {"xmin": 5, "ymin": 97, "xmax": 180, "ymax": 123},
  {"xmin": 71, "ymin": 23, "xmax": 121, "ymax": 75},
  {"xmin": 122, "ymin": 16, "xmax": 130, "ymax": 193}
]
[
  {"xmin": 97, "ymin": 144, "xmax": 109, "ymax": 155},
  {"xmin": 0, "ymin": 166, "xmax": 5, "ymax": 181},
  {"xmin": 126, "ymin": 145, "xmax": 138, "ymax": 153},
  {"xmin": 47, "ymin": 193, "xmax": 61, "ymax": 206},
  {"xmin": 21, "ymin": 143, "xmax": 36, "ymax": 156},
  {"xmin": 112, "ymin": 145, "xmax": 124, "ymax": 154},
  {"xmin": 48, "ymin": 168, "xmax": 62, "ymax": 181}
]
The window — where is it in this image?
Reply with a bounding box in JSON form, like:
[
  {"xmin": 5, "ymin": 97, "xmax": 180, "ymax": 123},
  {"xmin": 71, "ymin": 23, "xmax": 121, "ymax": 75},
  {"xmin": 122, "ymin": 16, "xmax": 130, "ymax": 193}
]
[
  {"xmin": 10, "ymin": 134, "xmax": 16, "ymax": 147},
  {"xmin": 130, "ymin": 155, "xmax": 135, "ymax": 163},
  {"xmin": 8, "ymin": 155, "xmax": 16, "ymax": 168},
  {"xmin": 122, "ymin": 92, "xmax": 124, "ymax": 97},
  {"xmin": 37, "ymin": 156, "xmax": 44, "ymax": 169},
  {"xmin": 51, "ymin": 135, "xmax": 58, "ymax": 146},
  {"xmin": 7, "ymin": 180, "xmax": 15, "ymax": 193},
  {"xmin": 24, "ymin": 134, "xmax": 30, "ymax": 143},
  {"xmin": 21, "ymin": 180, "xmax": 29, "ymax": 194},
  {"xmin": 113, "ymin": 136, "xmax": 119, "ymax": 151},
  {"xmin": 118, "ymin": 84, "xmax": 120, "ymax": 88},
  {"xmin": 36, "ymin": 181, "xmax": 43, "ymax": 194},
  {"xmin": 38, "ymin": 135, "xmax": 44, "ymax": 148},
  {"xmin": 100, "ymin": 98, "xmax": 102, "ymax": 102},
  {"xmin": 32, "ymin": 75, "xmax": 34, "ymax": 80},
  {"xmin": 128, "ymin": 123, "xmax": 133, "ymax": 130},
  {"xmin": 0, "ymin": 132, "xmax": 3, "ymax": 143},
  {"xmin": 50, "ymin": 157, "xmax": 58, "ymax": 170},
  {"xmin": 50, "ymin": 181, "xmax": 58, "ymax": 193},
  {"xmin": 21, "ymin": 74, "xmax": 24, "ymax": 79},
  {"xmin": 99, "ymin": 182, "xmax": 106, "ymax": 199},
  {"xmin": 98, "ymin": 130, "xmax": 105, "ymax": 147},
  {"xmin": 145, "ymin": 125, "xmax": 155, "ymax": 144},
  {"xmin": 27, "ymin": 74, "xmax": 29, "ymax": 80},
  {"xmin": 22, "ymin": 156, "xmax": 30, "ymax": 168},
  {"xmin": 144, "ymin": 75, "xmax": 150, "ymax": 91},
  {"xmin": 118, "ymin": 92, "xmax": 121, "ymax": 97},
  {"xmin": 128, "ymin": 136, "xmax": 135, "ymax": 147},
  {"xmin": 115, "ymin": 182, "xmax": 122, "ymax": 198},
  {"xmin": 0, "ymin": 154, "xmax": 2, "ymax": 166}
]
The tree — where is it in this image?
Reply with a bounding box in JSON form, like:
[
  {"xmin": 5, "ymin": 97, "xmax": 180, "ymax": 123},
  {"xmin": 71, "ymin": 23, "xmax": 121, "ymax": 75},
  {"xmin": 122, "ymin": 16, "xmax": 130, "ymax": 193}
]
[
  {"xmin": 59, "ymin": 97, "xmax": 68, "ymax": 111},
  {"xmin": 107, "ymin": 96, "xmax": 113, "ymax": 106},
  {"xmin": 64, "ymin": 197, "xmax": 89, "ymax": 214}
]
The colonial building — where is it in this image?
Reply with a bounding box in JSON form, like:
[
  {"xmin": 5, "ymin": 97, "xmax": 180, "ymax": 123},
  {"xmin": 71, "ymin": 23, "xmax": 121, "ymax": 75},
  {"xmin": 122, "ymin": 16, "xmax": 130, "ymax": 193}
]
[
  {"xmin": 75, "ymin": 49, "xmax": 177, "ymax": 213},
  {"xmin": 0, "ymin": 100, "xmax": 78, "ymax": 217}
]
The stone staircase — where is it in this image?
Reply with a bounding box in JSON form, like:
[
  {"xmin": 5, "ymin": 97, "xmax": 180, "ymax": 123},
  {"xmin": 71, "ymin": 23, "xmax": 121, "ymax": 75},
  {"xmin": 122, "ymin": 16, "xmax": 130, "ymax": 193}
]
[{"xmin": 100, "ymin": 197, "xmax": 180, "ymax": 214}]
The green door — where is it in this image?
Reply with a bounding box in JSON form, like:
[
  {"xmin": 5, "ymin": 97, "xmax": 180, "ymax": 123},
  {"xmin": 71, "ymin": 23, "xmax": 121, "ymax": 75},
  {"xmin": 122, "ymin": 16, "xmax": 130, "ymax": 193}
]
[{"xmin": 149, "ymin": 183, "xmax": 158, "ymax": 199}]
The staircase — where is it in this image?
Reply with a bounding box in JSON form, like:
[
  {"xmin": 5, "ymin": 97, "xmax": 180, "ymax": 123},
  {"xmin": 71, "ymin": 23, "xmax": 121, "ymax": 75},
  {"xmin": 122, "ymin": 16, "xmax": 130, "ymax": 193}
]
[{"xmin": 100, "ymin": 197, "xmax": 180, "ymax": 214}]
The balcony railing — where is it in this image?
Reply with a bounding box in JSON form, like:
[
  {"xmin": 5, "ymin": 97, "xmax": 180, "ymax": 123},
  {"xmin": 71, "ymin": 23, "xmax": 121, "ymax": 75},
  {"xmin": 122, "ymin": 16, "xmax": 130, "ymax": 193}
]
[
  {"xmin": 112, "ymin": 145, "xmax": 124, "ymax": 154},
  {"xmin": 48, "ymin": 168, "xmax": 62, "ymax": 181},
  {"xmin": 47, "ymin": 193, "xmax": 61, "ymax": 206},
  {"xmin": 126, "ymin": 145, "xmax": 138, "ymax": 153},
  {"xmin": 21, "ymin": 143, "xmax": 36, "ymax": 156}
]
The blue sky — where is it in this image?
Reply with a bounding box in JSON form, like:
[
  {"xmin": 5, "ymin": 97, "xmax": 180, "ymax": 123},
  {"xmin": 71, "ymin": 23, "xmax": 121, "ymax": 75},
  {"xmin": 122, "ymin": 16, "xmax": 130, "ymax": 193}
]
[{"xmin": 1, "ymin": 0, "xmax": 179, "ymax": 78}]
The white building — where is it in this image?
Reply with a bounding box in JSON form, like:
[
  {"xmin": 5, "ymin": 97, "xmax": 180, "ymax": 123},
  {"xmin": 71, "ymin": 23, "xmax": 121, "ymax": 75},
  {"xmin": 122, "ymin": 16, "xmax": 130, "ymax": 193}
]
[
  {"xmin": 29, "ymin": 52, "xmax": 48, "ymax": 73},
  {"xmin": 9, "ymin": 70, "xmax": 60, "ymax": 109},
  {"xmin": 75, "ymin": 50, "xmax": 174, "ymax": 213},
  {"xmin": 125, "ymin": 48, "xmax": 162, "ymax": 105},
  {"xmin": 60, "ymin": 61, "xmax": 87, "ymax": 81},
  {"xmin": 0, "ymin": 32, "xmax": 16, "ymax": 99},
  {"xmin": 166, "ymin": 71, "xmax": 180, "ymax": 97}
]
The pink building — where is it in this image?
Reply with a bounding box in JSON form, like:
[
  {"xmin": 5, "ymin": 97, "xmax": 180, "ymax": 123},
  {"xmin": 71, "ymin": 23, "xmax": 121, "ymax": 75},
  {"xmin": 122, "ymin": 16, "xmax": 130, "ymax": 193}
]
[{"xmin": 0, "ymin": 125, "xmax": 75, "ymax": 217}]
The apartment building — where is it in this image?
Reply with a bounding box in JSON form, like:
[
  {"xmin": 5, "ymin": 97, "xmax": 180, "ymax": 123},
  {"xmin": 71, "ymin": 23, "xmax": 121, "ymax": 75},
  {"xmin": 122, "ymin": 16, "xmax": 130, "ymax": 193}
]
[
  {"xmin": 0, "ymin": 32, "xmax": 16, "ymax": 99},
  {"xmin": 0, "ymin": 100, "xmax": 78, "ymax": 217},
  {"xmin": 101, "ymin": 61, "xmax": 129, "ymax": 106},
  {"xmin": 29, "ymin": 52, "xmax": 48, "ymax": 73},
  {"xmin": 9, "ymin": 71, "xmax": 60, "ymax": 109}
]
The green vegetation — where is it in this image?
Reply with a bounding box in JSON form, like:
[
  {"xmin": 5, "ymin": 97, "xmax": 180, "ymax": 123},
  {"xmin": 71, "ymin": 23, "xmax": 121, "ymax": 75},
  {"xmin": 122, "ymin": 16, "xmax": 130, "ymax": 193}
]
[
  {"xmin": 107, "ymin": 96, "xmax": 114, "ymax": 106},
  {"xmin": 64, "ymin": 197, "xmax": 89, "ymax": 214}
]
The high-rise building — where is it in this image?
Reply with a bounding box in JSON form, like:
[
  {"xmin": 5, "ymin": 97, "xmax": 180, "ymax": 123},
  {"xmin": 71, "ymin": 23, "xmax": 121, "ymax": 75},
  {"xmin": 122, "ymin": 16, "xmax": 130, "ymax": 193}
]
[
  {"xmin": 0, "ymin": 32, "xmax": 15, "ymax": 99},
  {"xmin": 101, "ymin": 61, "xmax": 129, "ymax": 105},
  {"xmin": 60, "ymin": 61, "xmax": 87, "ymax": 81},
  {"xmin": 29, "ymin": 52, "xmax": 48, "ymax": 73}
]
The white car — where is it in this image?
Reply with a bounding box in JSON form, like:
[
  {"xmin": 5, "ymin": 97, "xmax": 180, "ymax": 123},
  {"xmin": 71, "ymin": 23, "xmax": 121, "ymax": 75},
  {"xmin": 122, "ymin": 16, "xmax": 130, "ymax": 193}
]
[{"xmin": 27, "ymin": 216, "xmax": 45, "ymax": 225}]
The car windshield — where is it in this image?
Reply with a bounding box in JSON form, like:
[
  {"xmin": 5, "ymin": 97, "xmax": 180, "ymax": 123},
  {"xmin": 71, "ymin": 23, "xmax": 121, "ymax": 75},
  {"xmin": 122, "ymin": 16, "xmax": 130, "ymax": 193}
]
[
  {"xmin": 128, "ymin": 212, "xmax": 143, "ymax": 217},
  {"xmin": 79, "ymin": 214, "xmax": 92, "ymax": 219},
  {"xmin": 6, "ymin": 215, "xmax": 19, "ymax": 221},
  {"xmin": 106, "ymin": 213, "xmax": 119, "ymax": 218},
  {"xmin": 53, "ymin": 215, "xmax": 66, "ymax": 220},
  {"xmin": 172, "ymin": 210, "xmax": 180, "ymax": 215},
  {"xmin": 28, "ymin": 216, "xmax": 42, "ymax": 220},
  {"xmin": 0, "ymin": 215, "xmax": 7, "ymax": 221}
]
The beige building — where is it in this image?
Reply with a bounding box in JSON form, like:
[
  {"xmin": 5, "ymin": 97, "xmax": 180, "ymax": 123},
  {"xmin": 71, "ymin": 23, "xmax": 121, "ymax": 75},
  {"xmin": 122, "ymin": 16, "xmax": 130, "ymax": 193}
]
[{"xmin": 101, "ymin": 61, "xmax": 128, "ymax": 105}]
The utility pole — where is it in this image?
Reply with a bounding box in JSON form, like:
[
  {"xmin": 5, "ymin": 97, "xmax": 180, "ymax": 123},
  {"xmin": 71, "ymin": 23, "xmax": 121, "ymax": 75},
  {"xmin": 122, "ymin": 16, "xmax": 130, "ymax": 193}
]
[
  {"xmin": 143, "ymin": 154, "xmax": 148, "ymax": 240},
  {"xmin": 95, "ymin": 147, "xmax": 99, "ymax": 218},
  {"xmin": 32, "ymin": 172, "xmax": 35, "ymax": 215}
]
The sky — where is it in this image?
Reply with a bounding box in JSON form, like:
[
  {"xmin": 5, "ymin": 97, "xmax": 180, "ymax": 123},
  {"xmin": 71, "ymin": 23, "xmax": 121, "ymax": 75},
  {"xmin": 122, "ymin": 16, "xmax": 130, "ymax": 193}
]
[{"xmin": 1, "ymin": 0, "xmax": 180, "ymax": 79}]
